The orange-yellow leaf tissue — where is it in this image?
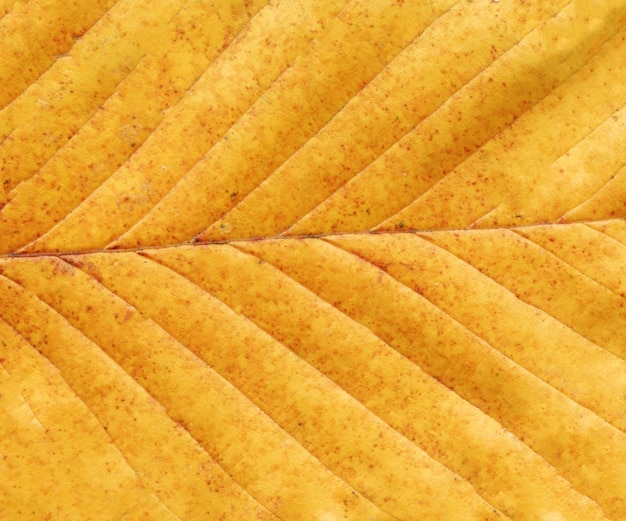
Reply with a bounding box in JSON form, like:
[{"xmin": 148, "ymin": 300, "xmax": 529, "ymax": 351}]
[{"xmin": 1, "ymin": 0, "xmax": 625, "ymax": 519}]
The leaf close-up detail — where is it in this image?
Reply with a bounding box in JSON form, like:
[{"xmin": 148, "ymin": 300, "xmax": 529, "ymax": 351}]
[{"xmin": 1, "ymin": 0, "xmax": 625, "ymax": 520}]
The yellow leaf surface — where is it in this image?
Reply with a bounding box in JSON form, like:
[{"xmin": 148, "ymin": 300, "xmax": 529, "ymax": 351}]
[{"xmin": 1, "ymin": 0, "xmax": 625, "ymax": 520}]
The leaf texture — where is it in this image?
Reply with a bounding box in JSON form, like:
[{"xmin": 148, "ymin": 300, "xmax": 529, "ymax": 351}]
[{"xmin": 1, "ymin": 0, "xmax": 625, "ymax": 520}]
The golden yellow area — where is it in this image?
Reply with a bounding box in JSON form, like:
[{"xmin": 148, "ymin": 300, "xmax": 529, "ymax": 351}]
[{"xmin": 1, "ymin": 0, "xmax": 625, "ymax": 519}]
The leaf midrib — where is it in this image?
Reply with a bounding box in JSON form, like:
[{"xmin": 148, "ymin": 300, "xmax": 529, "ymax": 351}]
[{"xmin": 1, "ymin": 219, "xmax": 619, "ymax": 259}]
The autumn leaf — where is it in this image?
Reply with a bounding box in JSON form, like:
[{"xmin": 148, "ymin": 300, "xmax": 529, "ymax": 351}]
[{"xmin": 1, "ymin": 0, "xmax": 625, "ymax": 520}]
